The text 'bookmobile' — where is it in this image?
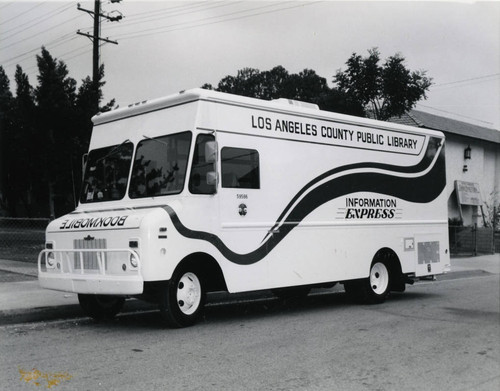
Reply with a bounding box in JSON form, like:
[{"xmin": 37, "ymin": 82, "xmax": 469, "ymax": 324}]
[{"xmin": 38, "ymin": 88, "xmax": 450, "ymax": 327}]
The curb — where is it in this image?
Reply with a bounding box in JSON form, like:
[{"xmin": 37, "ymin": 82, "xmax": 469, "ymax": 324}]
[{"xmin": 0, "ymin": 261, "xmax": 497, "ymax": 281}]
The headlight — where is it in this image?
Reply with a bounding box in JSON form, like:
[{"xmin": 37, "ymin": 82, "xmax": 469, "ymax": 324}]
[
  {"xmin": 129, "ymin": 239, "xmax": 139, "ymax": 268},
  {"xmin": 46, "ymin": 252, "xmax": 56, "ymax": 268},
  {"xmin": 130, "ymin": 253, "xmax": 138, "ymax": 268}
]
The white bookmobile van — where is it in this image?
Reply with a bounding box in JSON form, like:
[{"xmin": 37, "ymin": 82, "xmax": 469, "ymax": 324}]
[{"xmin": 39, "ymin": 88, "xmax": 450, "ymax": 327}]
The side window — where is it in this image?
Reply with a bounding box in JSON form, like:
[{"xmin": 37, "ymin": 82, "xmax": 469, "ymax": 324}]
[
  {"xmin": 221, "ymin": 147, "xmax": 260, "ymax": 189},
  {"xmin": 189, "ymin": 134, "xmax": 216, "ymax": 194}
]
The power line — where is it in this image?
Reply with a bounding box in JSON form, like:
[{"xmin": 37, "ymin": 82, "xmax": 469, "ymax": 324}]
[
  {"xmin": 416, "ymin": 103, "xmax": 494, "ymax": 126},
  {"xmin": 22, "ymin": 43, "xmax": 91, "ymax": 74},
  {"xmin": 2, "ymin": 1, "xmax": 319, "ymax": 69},
  {"xmin": 76, "ymin": 0, "xmax": 122, "ymax": 95},
  {"xmin": 1, "ymin": 2, "xmax": 45, "ymax": 25},
  {"xmin": 0, "ymin": 15, "xmax": 83, "ymax": 52},
  {"xmin": 103, "ymin": 1, "xmax": 236, "ymax": 32},
  {"xmin": 115, "ymin": 1, "xmax": 293, "ymax": 39},
  {"xmin": 1, "ymin": 3, "xmax": 73, "ymax": 38},
  {"xmin": 126, "ymin": 1, "xmax": 228, "ymax": 21},
  {"xmin": 0, "ymin": 2, "xmax": 14, "ymax": 11},
  {"xmin": 432, "ymin": 73, "xmax": 500, "ymax": 89},
  {"xmin": 130, "ymin": 1, "xmax": 220, "ymax": 18},
  {"xmin": 1, "ymin": 33, "xmax": 76, "ymax": 67},
  {"xmin": 63, "ymin": 46, "xmax": 93, "ymax": 63},
  {"xmin": 116, "ymin": 1, "xmax": 320, "ymax": 41},
  {"xmin": 0, "ymin": 3, "xmax": 78, "ymax": 67},
  {"xmin": 3, "ymin": 0, "xmax": 322, "ymax": 86}
]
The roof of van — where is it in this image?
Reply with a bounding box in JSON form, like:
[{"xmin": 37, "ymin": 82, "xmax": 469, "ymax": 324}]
[
  {"xmin": 92, "ymin": 88, "xmax": 444, "ymax": 138},
  {"xmin": 92, "ymin": 88, "xmax": 327, "ymax": 125}
]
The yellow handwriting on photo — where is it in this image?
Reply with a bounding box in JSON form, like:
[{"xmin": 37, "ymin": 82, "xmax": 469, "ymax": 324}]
[{"xmin": 19, "ymin": 368, "xmax": 72, "ymax": 389}]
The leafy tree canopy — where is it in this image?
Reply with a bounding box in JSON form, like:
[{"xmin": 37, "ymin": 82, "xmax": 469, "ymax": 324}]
[
  {"xmin": 0, "ymin": 48, "xmax": 113, "ymax": 217},
  {"xmin": 35, "ymin": 47, "xmax": 77, "ymax": 115},
  {"xmin": 0, "ymin": 66, "xmax": 13, "ymax": 107},
  {"xmin": 334, "ymin": 48, "xmax": 432, "ymax": 120},
  {"xmin": 203, "ymin": 65, "xmax": 364, "ymax": 116}
]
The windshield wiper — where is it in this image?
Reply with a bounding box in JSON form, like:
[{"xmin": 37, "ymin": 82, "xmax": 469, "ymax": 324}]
[
  {"xmin": 142, "ymin": 135, "xmax": 169, "ymax": 148},
  {"xmin": 96, "ymin": 139, "xmax": 131, "ymax": 163}
]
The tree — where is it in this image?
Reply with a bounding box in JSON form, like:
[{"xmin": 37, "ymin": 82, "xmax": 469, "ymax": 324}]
[
  {"xmin": 35, "ymin": 47, "xmax": 78, "ymax": 217},
  {"xmin": 203, "ymin": 65, "xmax": 363, "ymax": 116},
  {"xmin": 73, "ymin": 65, "xmax": 115, "ymax": 201},
  {"xmin": 334, "ymin": 48, "xmax": 432, "ymax": 120},
  {"xmin": 0, "ymin": 48, "xmax": 115, "ymax": 218},
  {"xmin": 6, "ymin": 66, "xmax": 37, "ymax": 216},
  {"xmin": 259, "ymin": 65, "xmax": 291, "ymax": 99},
  {"xmin": 0, "ymin": 67, "xmax": 12, "ymax": 108},
  {"xmin": 286, "ymin": 69, "xmax": 330, "ymax": 101},
  {"xmin": 216, "ymin": 67, "xmax": 264, "ymax": 98},
  {"xmin": 34, "ymin": 49, "xmax": 115, "ymax": 217},
  {"xmin": 0, "ymin": 67, "xmax": 13, "ymax": 215},
  {"xmin": 76, "ymin": 64, "xmax": 115, "ymax": 119},
  {"xmin": 75, "ymin": 64, "xmax": 115, "ymax": 148}
]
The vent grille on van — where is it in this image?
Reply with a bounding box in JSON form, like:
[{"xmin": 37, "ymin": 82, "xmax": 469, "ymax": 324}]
[
  {"xmin": 73, "ymin": 238, "xmax": 107, "ymax": 270},
  {"xmin": 271, "ymin": 98, "xmax": 320, "ymax": 110}
]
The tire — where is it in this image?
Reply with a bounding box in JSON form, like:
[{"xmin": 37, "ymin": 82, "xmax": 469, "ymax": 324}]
[
  {"xmin": 159, "ymin": 268, "xmax": 206, "ymax": 328},
  {"xmin": 78, "ymin": 294, "xmax": 125, "ymax": 320},
  {"xmin": 344, "ymin": 261, "xmax": 391, "ymax": 304},
  {"xmin": 366, "ymin": 261, "xmax": 390, "ymax": 303}
]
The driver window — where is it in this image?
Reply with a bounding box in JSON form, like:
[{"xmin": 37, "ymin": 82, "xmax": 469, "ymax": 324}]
[{"xmin": 189, "ymin": 134, "xmax": 216, "ymax": 194}]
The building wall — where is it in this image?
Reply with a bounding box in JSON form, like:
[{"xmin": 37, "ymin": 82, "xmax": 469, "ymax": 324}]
[{"xmin": 445, "ymin": 133, "xmax": 500, "ymax": 226}]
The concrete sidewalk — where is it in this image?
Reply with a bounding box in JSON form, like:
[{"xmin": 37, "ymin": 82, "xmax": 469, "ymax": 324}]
[
  {"xmin": 0, "ymin": 259, "xmax": 38, "ymax": 278},
  {"xmin": 0, "ymin": 254, "xmax": 498, "ymax": 315},
  {"xmin": 0, "ymin": 259, "xmax": 79, "ymax": 313},
  {"xmin": 448, "ymin": 254, "xmax": 500, "ymax": 275}
]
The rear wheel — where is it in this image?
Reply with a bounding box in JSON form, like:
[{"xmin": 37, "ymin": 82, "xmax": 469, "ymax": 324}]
[
  {"xmin": 159, "ymin": 268, "xmax": 206, "ymax": 328},
  {"xmin": 369, "ymin": 262, "xmax": 390, "ymax": 298},
  {"xmin": 344, "ymin": 260, "xmax": 391, "ymax": 304},
  {"xmin": 78, "ymin": 294, "xmax": 125, "ymax": 320}
]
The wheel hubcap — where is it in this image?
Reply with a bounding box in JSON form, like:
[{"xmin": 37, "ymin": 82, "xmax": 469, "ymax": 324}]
[
  {"xmin": 176, "ymin": 272, "xmax": 201, "ymax": 315},
  {"xmin": 370, "ymin": 262, "xmax": 389, "ymax": 295}
]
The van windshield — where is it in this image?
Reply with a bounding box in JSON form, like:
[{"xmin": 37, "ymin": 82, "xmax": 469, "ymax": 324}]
[
  {"xmin": 80, "ymin": 141, "xmax": 134, "ymax": 203},
  {"xmin": 129, "ymin": 131, "xmax": 192, "ymax": 198}
]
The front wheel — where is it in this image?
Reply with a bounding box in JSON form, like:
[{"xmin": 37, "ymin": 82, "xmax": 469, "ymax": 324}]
[
  {"xmin": 78, "ymin": 294, "xmax": 125, "ymax": 320},
  {"xmin": 159, "ymin": 268, "xmax": 206, "ymax": 328},
  {"xmin": 344, "ymin": 261, "xmax": 391, "ymax": 304}
]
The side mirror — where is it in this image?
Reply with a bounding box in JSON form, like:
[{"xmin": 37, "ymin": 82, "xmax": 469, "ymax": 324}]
[
  {"xmin": 204, "ymin": 141, "xmax": 218, "ymax": 163},
  {"xmin": 206, "ymin": 171, "xmax": 218, "ymax": 188}
]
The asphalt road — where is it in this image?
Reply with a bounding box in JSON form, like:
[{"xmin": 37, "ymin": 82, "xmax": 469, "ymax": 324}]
[{"xmin": 0, "ymin": 272, "xmax": 499, "ymax": 391}]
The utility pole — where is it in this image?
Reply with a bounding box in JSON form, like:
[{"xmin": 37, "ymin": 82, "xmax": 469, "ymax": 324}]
[{"xmin": 77, "ymin": 0, "xmax": 123, "ymax": 91}]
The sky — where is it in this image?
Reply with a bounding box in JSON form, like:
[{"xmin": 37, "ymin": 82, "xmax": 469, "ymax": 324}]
[{"xmin": 1, "ymin": 0, "xmax": 499, "ymax": 129}]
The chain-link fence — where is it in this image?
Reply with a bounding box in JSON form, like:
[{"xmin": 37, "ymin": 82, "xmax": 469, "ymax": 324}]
[
  {"xmin": 1, "ymin": 218, "xmax": 498, "ymax": 262},
  {"xmin": 449, "ymin": 225, "xmax": 498, "ymax": 256},
  {"xmin": 0, "ymin": 218, "xmax": 50, "ymax": 262}
]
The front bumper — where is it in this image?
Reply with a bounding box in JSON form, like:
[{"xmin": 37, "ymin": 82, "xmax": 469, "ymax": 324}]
[{"xmin": 38, "ymin": 249, "xmax": 144, "ymax": 295}]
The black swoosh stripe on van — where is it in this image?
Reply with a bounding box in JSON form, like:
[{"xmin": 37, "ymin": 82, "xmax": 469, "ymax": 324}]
[
  {"xmin": 163, "ymin": 142, "xmax": 445, "ymax": 266},
  {"xmin": 265, "ymin": 136, "xmax": 442, "ymax": 238}
]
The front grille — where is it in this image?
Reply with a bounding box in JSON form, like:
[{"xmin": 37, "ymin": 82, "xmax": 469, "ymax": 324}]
[{"xmin": 73, "ymin": 238, "xmax": 107, "ymax": 270}]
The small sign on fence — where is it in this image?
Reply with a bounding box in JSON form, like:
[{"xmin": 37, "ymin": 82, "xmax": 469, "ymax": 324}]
[{"xmin": 455, "ymin": 180, "xmax": 482, "ymax": 206}]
